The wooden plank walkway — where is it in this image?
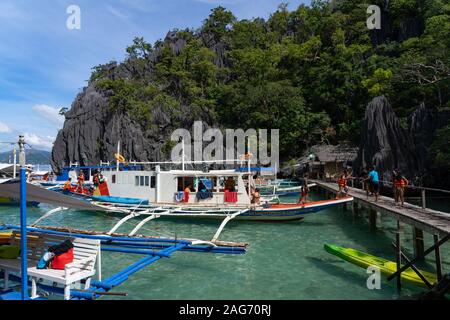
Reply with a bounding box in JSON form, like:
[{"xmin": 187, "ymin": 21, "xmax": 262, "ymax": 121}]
[{"xmin": 310, "ymin": 179, "xmax": 450, "ymax": 237}]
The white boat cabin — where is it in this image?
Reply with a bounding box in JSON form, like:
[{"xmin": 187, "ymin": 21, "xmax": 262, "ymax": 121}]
[{"xmin": 102, "ymin": 168, "xmax": 252, "ymax": 206}]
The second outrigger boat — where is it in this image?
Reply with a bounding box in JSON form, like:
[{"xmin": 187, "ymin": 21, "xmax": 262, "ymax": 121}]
[{"xmin": 49, "ymin": 158, "xmax": 353, "ymax": 223}]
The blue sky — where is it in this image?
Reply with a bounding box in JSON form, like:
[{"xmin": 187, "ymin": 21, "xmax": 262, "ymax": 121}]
[{"xmin": 0, "ymin": 0, "xmax": 307, "ymax": 152}]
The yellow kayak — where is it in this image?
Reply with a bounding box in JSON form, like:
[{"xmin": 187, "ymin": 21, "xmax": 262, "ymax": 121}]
[{"xmin": 324, "ymin": 244, "xmax": 437, "ymax": 288}]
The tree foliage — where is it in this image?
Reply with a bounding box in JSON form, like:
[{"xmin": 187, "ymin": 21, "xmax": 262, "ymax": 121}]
[{"xmin": 90, "ymin": 0, "xmax": 449, "ymax": 165}]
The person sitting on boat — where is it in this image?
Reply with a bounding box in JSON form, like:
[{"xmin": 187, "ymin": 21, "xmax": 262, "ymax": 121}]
[
  {"xmin": 224, "ymin": 177, "xmax": 236, "ymax": 192},
  {"xmin": 251, "ymin": 188, "xmax": 261, "ymax": 205},
  {"xmin": 92, "ymin": 170, "xmax": 103, "ymax": 188},
  {"xmin": 63, "ymin": 178, "xmax": 72, "ymax": 191},
  {"xmin": 394, "ymin": 171, "xmax": 408, "ymax": 207},
  {"xmin": 184, "ymin": 184, "xmax": 192, "ymax": 193}
]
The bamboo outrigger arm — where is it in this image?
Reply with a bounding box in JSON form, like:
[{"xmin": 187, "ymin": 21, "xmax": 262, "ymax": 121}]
[
  {"xmin": 211, "ymin": 209, "xmax": 250, "ymax": 242},
  {"xmin": 128, "ymin": 214, "xmax": 161, "ymax": 236},
  {"xmin": 31, "ymin": 207, "xmax": 68, "ymax": 227}
]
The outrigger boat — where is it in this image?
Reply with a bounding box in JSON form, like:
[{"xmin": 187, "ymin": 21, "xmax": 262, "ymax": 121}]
[{"xmin": 48, "ymin": 157, "xmax": 353, "ymax": 224}]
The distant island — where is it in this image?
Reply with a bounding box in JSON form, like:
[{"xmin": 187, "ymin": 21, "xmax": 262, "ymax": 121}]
[{"xmin": 0, "ymin": 149, "xmax": 51, "ymax": 165}]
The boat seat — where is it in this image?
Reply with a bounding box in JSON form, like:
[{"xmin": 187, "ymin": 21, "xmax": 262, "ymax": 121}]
[{"xmin": 0, "ymin": 231, "xmax": 100, "ymax": 300}]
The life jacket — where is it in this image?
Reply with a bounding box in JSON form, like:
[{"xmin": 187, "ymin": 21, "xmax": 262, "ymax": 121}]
[
  {"xmin": 394, "ymin": 178, "xmax": 407, "ymax": 188},
  {"xmin": 63, "ymin": 181, "xmax": 71, "ymax": 190},
  {"xmin": 338, "ymin": 177, "xmax": 347, "ymax": 187}
]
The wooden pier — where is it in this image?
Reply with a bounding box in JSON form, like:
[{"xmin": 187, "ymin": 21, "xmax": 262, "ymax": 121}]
[
  {"xmin": 310, "ymin": 180, "xmax": 450, "ymax": 236},
  {"xmin": 310, "ymin": 179, "xmax": 450, "ymax": 293}
]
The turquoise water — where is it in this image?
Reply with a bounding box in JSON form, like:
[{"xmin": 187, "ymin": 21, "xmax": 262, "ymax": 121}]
[{"xmin": 0, "ymin": 192, "xmax": 449, "ymax": 300}]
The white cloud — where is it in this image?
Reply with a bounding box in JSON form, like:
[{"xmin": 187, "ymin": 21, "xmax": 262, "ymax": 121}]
[
  {"xmin": 106, "ymin": 5, "xmax": 130, "ymax": 20},
  {"xmin": 33, "ymin": 104, "xmax": 65, "ymax": 126},
  {"xmin": 23, "ymin": 133, "xmax": 55, "ymax": 150},
  {"xmin": 0, "ymin": 121, "xmax": 11, "ymax": 133}
]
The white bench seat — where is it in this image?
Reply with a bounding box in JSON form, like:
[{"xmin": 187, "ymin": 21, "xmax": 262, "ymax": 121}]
[{"xmin": 0, "ymin": 232, "xmax": 100, "ymax": 300}]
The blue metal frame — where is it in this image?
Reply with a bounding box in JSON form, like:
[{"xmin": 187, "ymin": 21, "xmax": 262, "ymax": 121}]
[
  {"xmin": 1, "ymin": 224, "xmax": 246, "ymax": 300},
  {"xmin": 19, "ymin": 168, "xmax": 28, "ymax": 300}
]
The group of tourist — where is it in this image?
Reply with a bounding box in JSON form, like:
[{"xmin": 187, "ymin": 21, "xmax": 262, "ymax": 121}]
[
  {"xmin": 63, "ymin": 170, "xmax": 104, "ymax": 194},
  {"xmin": 334, "ymin": 166, "xmax": 409, "ymax": 207}
]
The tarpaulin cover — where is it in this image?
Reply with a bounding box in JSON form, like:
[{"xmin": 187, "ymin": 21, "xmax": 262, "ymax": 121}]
[{"xmin": 0, "ymin": 180, "xmax": 105, "ymax": 212}]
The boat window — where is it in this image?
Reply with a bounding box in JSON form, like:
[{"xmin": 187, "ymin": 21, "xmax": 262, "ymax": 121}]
[
  {"xmin": 112, "ymin": 175, "xmax": 116, "ymax": 184},
  {"xmin": 140, "ymin": 176, "xmax": 145, "ymax": 186},
  {"xmin": 145, "ymin": 176, "xmax": 150, "ymax": 187},
  {"xmin": 150, "ymin": 176, "xmax": 156, "ymax": 188},
  {"xmin": 177, "ymin": 177, "xmax": 194, "ymax": 191},
  {"xmin": 135, "ymin": 176, "xmax": 139, "ymax": 186}
]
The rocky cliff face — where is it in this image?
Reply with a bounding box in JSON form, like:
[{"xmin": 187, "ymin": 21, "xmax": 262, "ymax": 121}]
[
  {"xmin": 51, "ymin": 31, "xmax": 217, "ymax": 173},
  {"xmin": 51, "ymin": 86, "xmax": 154, "ymax": 172},
  {"xmin": 354, "ymin": 96, "xmax": 421, "ymax": 183}
]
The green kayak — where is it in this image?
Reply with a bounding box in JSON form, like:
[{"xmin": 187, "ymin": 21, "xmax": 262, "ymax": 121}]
[{"xmin": 324, "ymin": 244, "xmax": 437, "ymax": 288}]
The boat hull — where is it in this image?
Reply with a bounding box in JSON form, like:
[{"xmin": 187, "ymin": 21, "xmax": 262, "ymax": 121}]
[{"xmin": 124, "ymin": 197, "xmax": 354, "ymax": 222}]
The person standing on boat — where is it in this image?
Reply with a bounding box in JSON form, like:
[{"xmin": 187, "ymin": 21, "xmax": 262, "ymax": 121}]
[
  {"xmin": 77, "ymin": 171, "xmax": 85, "ymax": 193},
  {"xmin": 368, "ymin": 166, "xmax": 379, "ymax": 202},
  {"xmin": 394, "ymin": 171, "xmax": 408, "ymax": 207}
]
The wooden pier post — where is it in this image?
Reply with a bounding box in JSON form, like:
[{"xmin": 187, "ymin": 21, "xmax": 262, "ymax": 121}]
[
  {"xmin": 421, "ymin": 189, "xmax": 426, "ymax": 209},
  {"xmin": 369, "ymin": 209, "xmax": 377, "ymax": 231},
  {"xmin": 396, "ymin": 220, "xmax": 402, "ymax": 292},
  {"xmin": 434, "ymin": 235, "xmax": 443, "ymax": 281},
  {"xmin": 412, "ymin": 227, "xmax": 425, "ymax": 260}
]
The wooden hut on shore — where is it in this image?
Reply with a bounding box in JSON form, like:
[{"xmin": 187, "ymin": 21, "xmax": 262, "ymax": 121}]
[{"xmin": 282, "ymin": 144, "xmax": 358, "ymax": 180}]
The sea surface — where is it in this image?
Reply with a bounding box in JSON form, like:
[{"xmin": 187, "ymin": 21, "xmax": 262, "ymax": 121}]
[{"xmin": 0, "ymin": 192, "xmax": 449, "ymax": 300}]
